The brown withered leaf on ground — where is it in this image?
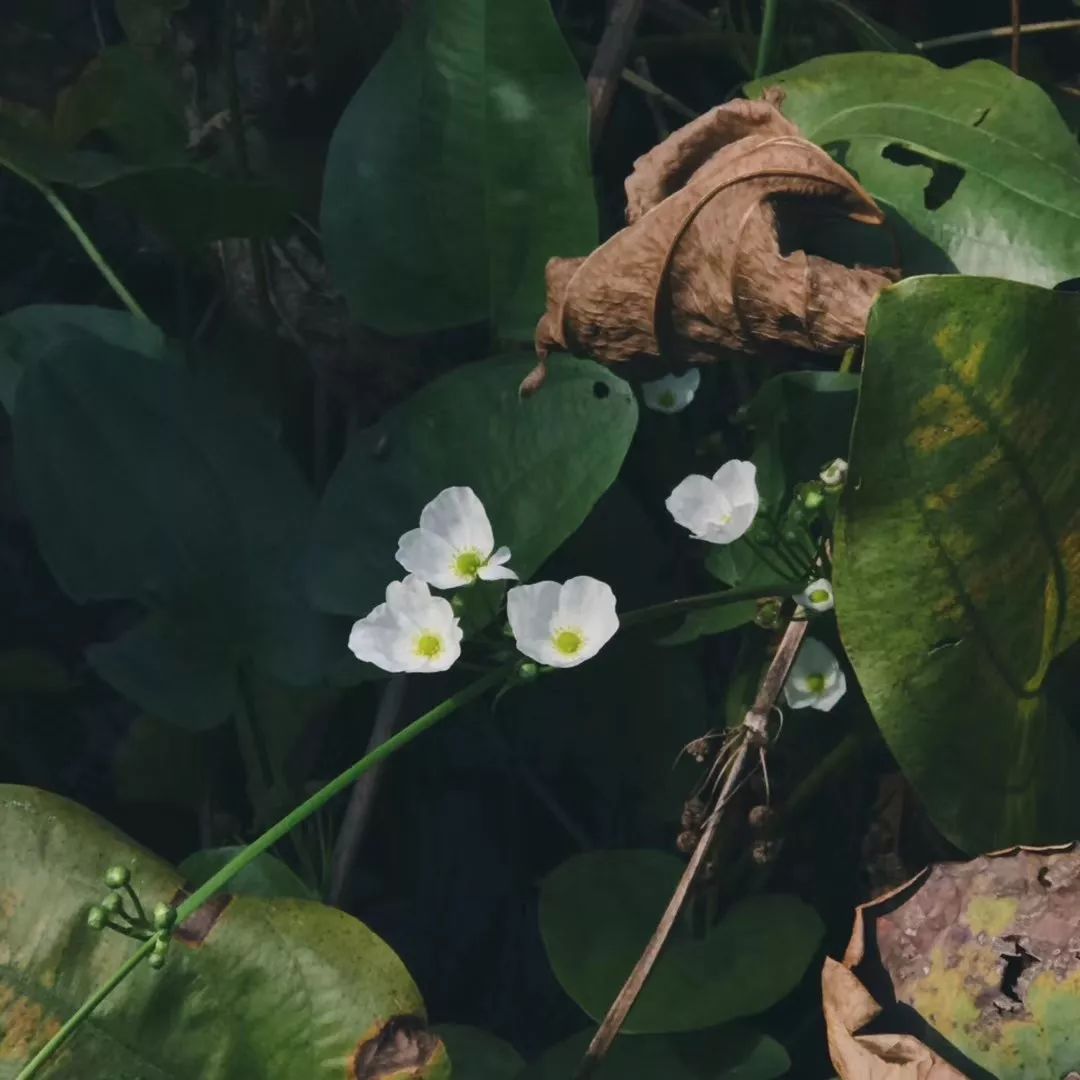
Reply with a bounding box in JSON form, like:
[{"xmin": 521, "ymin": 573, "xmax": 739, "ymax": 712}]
[
  {"xmin": 528, "ymin": 93, "xmax": 896, "ymax": 393},
  {"xmin": 824, "ymin": 844, "xmax": 1080, "ymax": 1080}
]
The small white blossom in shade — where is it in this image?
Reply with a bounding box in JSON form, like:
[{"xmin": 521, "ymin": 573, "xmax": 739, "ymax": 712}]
[
  {"xmin": 348, "ymin": 576, "xmax": 463, "ymax": 673},
  {"xmin": 665, "ymin": 460, "xmax": 759, "ymax": 544},
  {"xmin": 796, "ymin": 578, "xmax": 835, "ymax": 613},
  {"xmin": 820, "ymin": 458, "xmax": 848, "ymax": 487},
  {"xmin": 507, "ymin": 576, "xmax": 619, "ymax": 669},
  {"xmin": 396, "ymin": 486, "xmax": 517, "ymax": 589},
  {"xmin": 642, "ymin": 369, "xmax": 701, "ymax": 414},
  {"xmin": 784, "ymin": 638, "xmax": 846, "ymax": 712}
]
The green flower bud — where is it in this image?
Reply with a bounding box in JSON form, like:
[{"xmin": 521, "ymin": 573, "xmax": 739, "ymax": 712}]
[
  {"xmin": 516, "ymin": 660, "xmax": 539, "ymax": 682},
  {"xmin": 152, "ymin": 903, "xmax": 176, "ymax": 931},
  {"xmin": 104, "ymin": 865, "xmax": 131, "ymax": 889},
  {"xmin": 101, "ymin": 892, "xmax": 123, "ymax": 915},
  {"xmin": 152, "ymin": 935, "xmax": 170, "ymax": 956},
  {"xmin": 802, "ymin": 486, "xmax": 825, "ymax": 510},
  {"xmin": 148, "ymin": 951, "xmax": 166, "ymax": 970},
  {"xmin": 87, "ymin": 905, "xmax": 107, "ymax": 931},
  {"xmin": 450, "ymin": 593, "xmax": 467, "ymax": 613}
]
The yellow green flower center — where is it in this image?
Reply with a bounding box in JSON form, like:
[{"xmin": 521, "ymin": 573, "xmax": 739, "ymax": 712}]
[
  {"xmin": 809, "ymin": 589, "xmax": 830, "ymax": 604},
  {"xmin": 805, "ymin": 673, "xmax": 826, "ymax": 694},
  {"xmin": 553, "ymin": 628, "xmax": 585, "ymax": 656},
  {"xmin": 414, "ymin": 632, "xmax": 444, "ymax": 659},
  {"xmin": 454, "ymin": 549, "xmax": 484, "ymax": 581},
  {"xmin": 658, "ymin": 390, "xmax": 676, "ymax": 409}
]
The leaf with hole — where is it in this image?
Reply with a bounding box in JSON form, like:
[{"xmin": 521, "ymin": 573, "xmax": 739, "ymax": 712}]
[
  {"xmin": 539, "ymin": 850, "xmax": 823, "ymax": 1033},
  {"xmin": 0, "ymin": 785, "xmax": 447, "ymax": 1078},
  {"xmin": 824, "ymin": 844, "xmax": 1080, "ymax": 1079},
  {"xmin": 834, "ymin": 276, "xmax": 1080, "ymax": 852},
  {"xmin": 307, "ymin": 355, "xmax": 637, "ymax": 617},
  {"xmin": 320, "ymin": 0, "xmax": 596, "ymax": 338},
  {"xmin": 747, "ymin": 54, "xmax": 1080, "ymax": 287}
]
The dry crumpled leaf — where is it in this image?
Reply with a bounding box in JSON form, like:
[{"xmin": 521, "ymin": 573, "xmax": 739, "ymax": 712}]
[
  {"xmin": 824, "ymin": 844, "xmax": 1080, "ymax": 1080},
  {"xmin": 529, "ymin": 93, "xmax": 895, "ymax": 391}
]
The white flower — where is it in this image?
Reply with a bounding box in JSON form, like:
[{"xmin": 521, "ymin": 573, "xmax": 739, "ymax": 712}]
[
  {"xmin": 396, "ymin": 486, "xmax": 517, "ymax": 589},
  {"xmin": 665, "ymin": 460, "xmax": 759, "ymax": 544},
  {"xmin": 783, "ymin": 638, "xmax": 846, "ymax": 712},
  {"xmin": 642, "ymin": 370, "xmax": 701, "ymax": 414},
  {"xmin": 820, "ymin": 458, "xmax": 848, "ymax": 488},
  {"xmin": 507, "ymin": 576, "xmax": 619, "ymax": 669},
  {"xmin": 348, "ymin": 576, "xmax": 463, "ymax": 673},
  {"xmin": 796, "ymin": 578, "xmax": 835, "ymax": 613}
]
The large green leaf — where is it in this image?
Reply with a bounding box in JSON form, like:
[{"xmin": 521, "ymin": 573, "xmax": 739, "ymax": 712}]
[
  {"xmin": 434, "ymin": 1024, "xmax": 523, "ymax": 1079},
  {"xmin": 0, "ymin": 303, "xmax": 164, "ymax": 413},
  {"xmin": 320, "ymin": 0, "xmax": 596, "ymax": 339},
  {"xmin": 539, "ymin": 850, "xmax": 823, "ymax": 1034},
  {"xmin": 0, "ymin": 785, "xmax": 447, "ymax": 1079},
  {"xmin": 308, "ymin": 355, "xmax": 637, "ymax": 616},
  {"xmin": 834, "ymin": 276, "xmax": 1080, "ymax": 852},
  {"xmin": 14, "ymin": 339, "xmax": 330, "ymax": 727},
  {"xmin": 179, "ymin": 847, "xmax": 316, "ymax": 901},
  {"xmin": 518, "ymin": 1026, "xmax": 790, "ymax": 1080},
  {"xmin": 747, "ymin": 54, "xmax": 1080, "ymax": 288}
]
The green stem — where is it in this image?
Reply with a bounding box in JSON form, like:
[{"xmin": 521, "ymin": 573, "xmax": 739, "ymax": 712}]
[
  {"xmin": 176, "ymin": 666, "xmax": 505, "ymax": 920},
  {"xmin": 16, "ymin": 937, "xmax": 157, "ymax": 1079},
  {"xmin": 744, "ymin": 535, "xmax": 800, "ymax": 579},
  {"xmin": 754, "ymin": 0, "xmax": 781, "ymax": 78},
  {"xmin": 620, "ymin": 581, "xmax": 800, "ymax": 629},
  {"xmin": 4, "ymin": 164, "xmax": 149, "ymax": 322},
  {"xmin": 15, "ymin": 666, "xmax": 506, "ymax": 1079}
]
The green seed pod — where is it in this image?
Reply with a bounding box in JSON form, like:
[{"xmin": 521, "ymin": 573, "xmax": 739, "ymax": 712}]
[
  {"xmin": 101, "ymin": 892, "xmax": 123, "ymax": 915},
  {"xmin": 86, "ymin": 905, "xmax": 107, "ymax": 931},
  {"xmin": 516, "ymin": 660, "xmax": 539, "ymax": 682},
  {"xmin": 152, "ymin": 903, "xmax": 177, "ymax": 931},
  {"xmin": 104, "ymin": 865, "xmax": 131, "ymax": 889}
]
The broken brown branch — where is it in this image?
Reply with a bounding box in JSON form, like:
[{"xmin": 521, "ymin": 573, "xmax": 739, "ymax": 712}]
[
  {"xmin": 574, "ymin": 616, "xmax": 809, "ymax": 1078},
  {"xmin": 587, "ymin": 0, "xmax": 646, "ymax": 149}
]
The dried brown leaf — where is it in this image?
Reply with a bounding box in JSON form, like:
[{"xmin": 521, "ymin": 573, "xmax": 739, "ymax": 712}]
[
  {"xmin": 529, "ymin": 95, "xmax": 895, "ymax": 392},
  {"xmin": 824, "ymin": 843, "xmax": 1080, "ymax": 1080}
]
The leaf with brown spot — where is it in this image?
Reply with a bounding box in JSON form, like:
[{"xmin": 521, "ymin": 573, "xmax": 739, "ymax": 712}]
[
  {"xmin": 0, "ymin": 785, "xmax": 444, "ymax": 1078},
  {"xmin": 824, "ymin": 844, "xmax": 1080, "ymax": 1079},
  {"xmin": 531, "ymin": 96, "xmax": 894, "ymax": 385}
]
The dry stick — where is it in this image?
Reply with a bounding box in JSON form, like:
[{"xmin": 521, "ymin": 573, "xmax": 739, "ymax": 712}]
[
  {"xmin": 916, "ymin": 18, "xmax": 1080, "ymax": 51},
  {"xmin": 588, "ymin": 0, "xmax": 647, "ymax": 149},
  {"xmin": 1011, "ymin": 0, "xmax": 1022, "ymax": 73},
  {"xmin": 620, "ymin": 68, "xmax": 699, "ymax": 120},
  {"xmin": 327, "ymin": 676, "xmax": 408, "ymax": 906},
  {"xmin": 645, "ymin": 0, "xmax": 712, "ymax": 29},
  {"xmin": 633, "ymin": 57, "xmax": 671, "ymax": 138},
  {"xmin": 575, "ymin": 617, "xmax": 809, "ymax": 1079}
]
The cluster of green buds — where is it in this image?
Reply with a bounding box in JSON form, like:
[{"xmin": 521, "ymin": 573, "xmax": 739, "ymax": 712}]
[{"xmin": 86, "ymin": 866, "xmax": 177, "ymax": 970}]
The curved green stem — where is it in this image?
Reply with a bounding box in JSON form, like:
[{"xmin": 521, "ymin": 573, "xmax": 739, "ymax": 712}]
[
  {"xmin": 754, "ymin": 0, "xmax": 781, "ymax": 79},
  {"xmin": 15, "ymin": 666, "xmax": 507, "ymax": 1080},
  {"xmin": 620, "ymin": 581, "xmax": 801, "ymax": 628},
  {"xmin": 4, "ymin": 163, "xmax": 149, "ymax": 322},
  {"xmin": 16, "ymin": 937, "xmax": 158, "ymax": 1078}
]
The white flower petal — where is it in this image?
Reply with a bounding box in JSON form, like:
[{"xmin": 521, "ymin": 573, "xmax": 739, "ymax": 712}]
[
  {"xmin": 418, "ymin": 486, "xmax": 494, "ymax": 556},
  {"xmin": 478, "ymin": 563, "xmax": 519, "ymax": 582},
  {"xmin": 348, "ymin": 576, "xmax": 462, "ymax": 674},
  {"xmin": 507, "ymin": 581, "xmax": 561, "ymax": 660},
  {"xmin": 395, "ymin": 528, "xmax": 464, "ymax": 589},
  {"xmin": 666, "ymin": 474, "xmax": 731, "ymax": 539},
  {"xmin": 642, "ymin": 370, "xmax": 701, "ymax": 413},
  {"xmin": 796, "ymin": 578, "xmax": 835, "ymax": 613},
  {"xmin": 508, "ymin": 577, "xmax": 618, "ymax": 668},
  {"xmin": 783, "ymin": 638, "xmax": 846, "ymax": 711},
  {"xmin": 820, "ymin": 458, "xmax": 848, "ymax": 487},
  {"xmin": 712, "ymin": 459, "xmax": 759, "ymax": 513}
]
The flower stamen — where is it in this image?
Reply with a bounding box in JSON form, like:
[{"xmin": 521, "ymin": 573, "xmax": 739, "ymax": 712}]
[
  {"xmin": 552, "ymin": 628, "xmax": 585, "ymax": 656},
  {"xmin": 414, "ymin": 632, "xmax": 444, "ymax": 659},
  {"xmin": 453, "ymin": 549, "xmax": 485, "ymax": 581}
]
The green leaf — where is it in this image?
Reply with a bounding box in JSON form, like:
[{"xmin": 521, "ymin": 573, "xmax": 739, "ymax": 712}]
[
  {"xmin": 112, "ymin": 716, "xmax": 210, "ymax": 809},
  {"xmin": 308, "ymin": 355, "xmax": 637, "ymax": 616},
  {"xmin": 179, "ymin": 846, "xmax": 316, "ymax": 901},
  {"xmin": 0, "ymin": 303, "xmax": 165, "ymax": 413},
  {"xmin": 518, "ymin": 1026, "xmax": 790, "ymax": 1080},
  {"xmin": 539, "ymin": 850, "xmax": 823, "ymax": 1033},
  {"xmin": 14, "ymin": 339, "xmax": 330, "ymax": 727},
  {"xmin": 434, "ymin": 1024, "xmax": 523, "ymax": 1079},
  {"xmin": 0, "ymin": 785, "xmax": 447, "ymax": 1078},
  {"xmin": 657, "ymin": 601, "xmax": 758, "ymax": 645},
  {"xmin": 320, "ymin": 0, "xmax": 596, "ymax": 338},
  {"xmin": 834, "ymin": 276, "xmax": 1080, "ymax": 852},
  {"xmin": 0, "ymin": 110, "xmax": 291, "ymax": 245},
  {"xmin": 746, "ymin": 54, "xmax": 1080, "ymax": 288}
]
